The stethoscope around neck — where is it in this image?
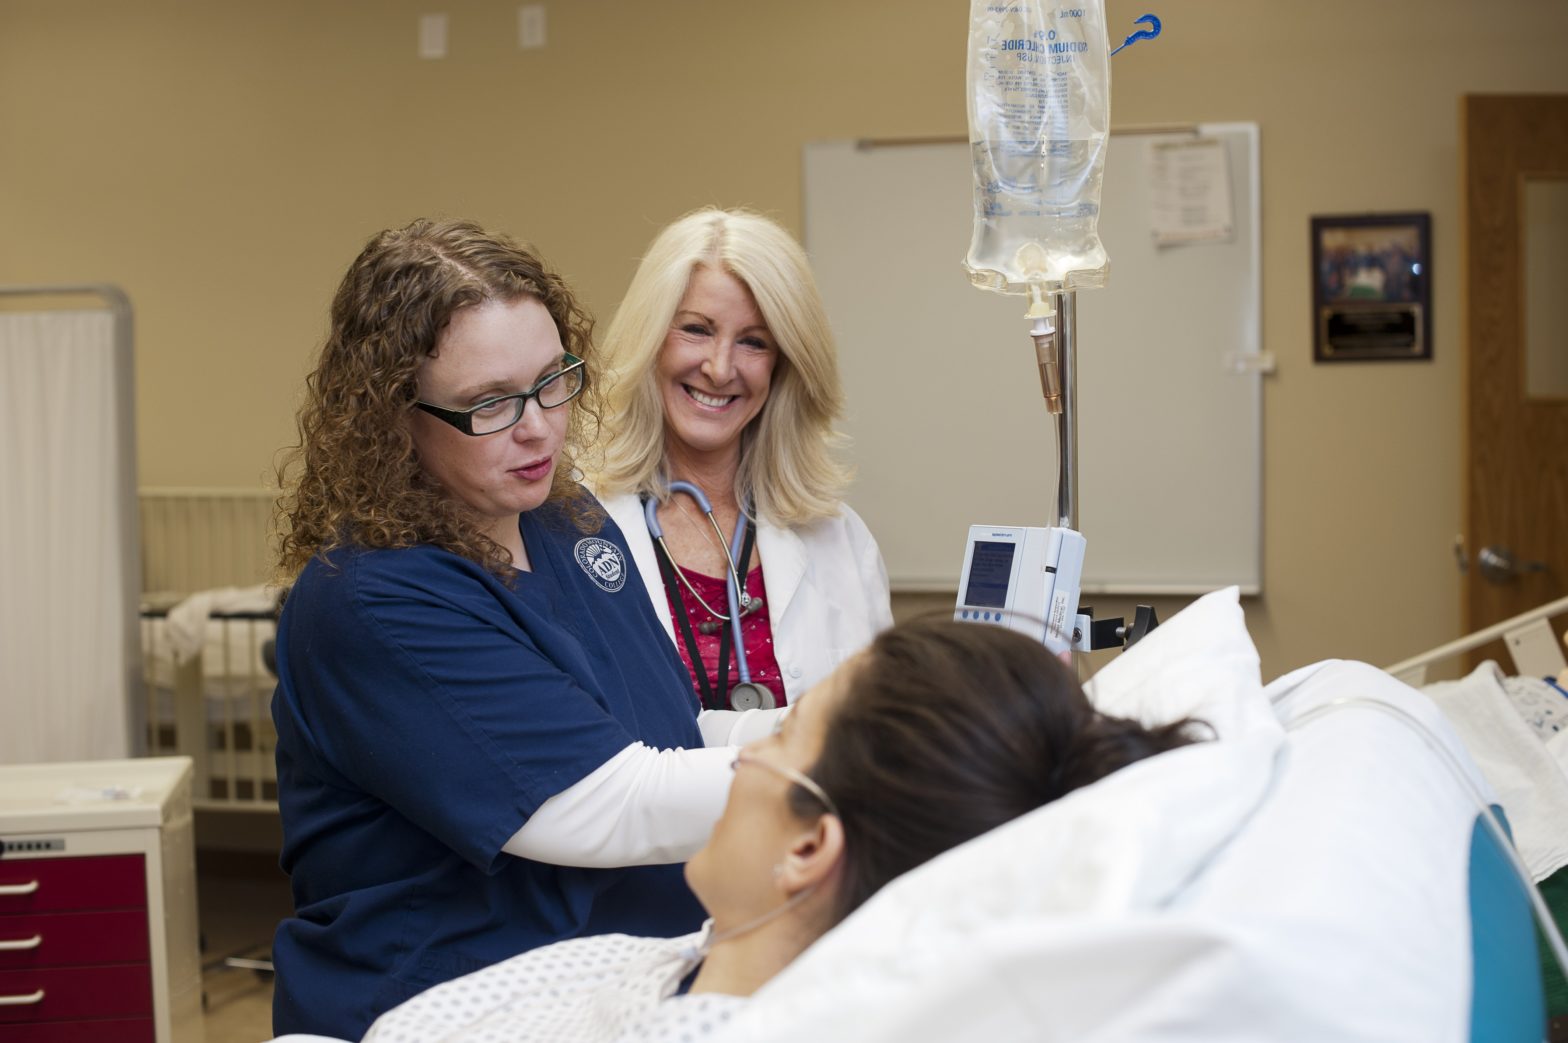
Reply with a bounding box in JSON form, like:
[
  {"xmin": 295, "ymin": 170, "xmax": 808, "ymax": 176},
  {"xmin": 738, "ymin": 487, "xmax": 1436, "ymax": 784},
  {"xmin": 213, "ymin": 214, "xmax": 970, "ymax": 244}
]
[{"xmin": 644, "ymin": 481, "xmax": 777, "ymax": 712}]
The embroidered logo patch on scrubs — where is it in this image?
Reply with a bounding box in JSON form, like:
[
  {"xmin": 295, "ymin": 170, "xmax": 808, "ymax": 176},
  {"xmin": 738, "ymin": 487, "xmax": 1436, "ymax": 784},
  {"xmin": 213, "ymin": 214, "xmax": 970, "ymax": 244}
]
[{"xmin": 574, "ymin": 537, "xmax": 627, "ymax": 593}]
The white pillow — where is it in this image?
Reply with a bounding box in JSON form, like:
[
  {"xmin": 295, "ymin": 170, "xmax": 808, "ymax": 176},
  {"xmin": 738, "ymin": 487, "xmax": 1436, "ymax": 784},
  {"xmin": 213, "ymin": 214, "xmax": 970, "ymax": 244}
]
[{"xmin": 1084, "ymin": 585, "xmax": 1274, "ymax": 740}]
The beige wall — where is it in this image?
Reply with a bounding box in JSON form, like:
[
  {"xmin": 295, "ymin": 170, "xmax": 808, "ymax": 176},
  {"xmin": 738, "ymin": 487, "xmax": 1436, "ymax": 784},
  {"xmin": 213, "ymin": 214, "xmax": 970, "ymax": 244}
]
[{"xmin": 4, "ymin": 0, "xmax": 1566, "ymax": 679}]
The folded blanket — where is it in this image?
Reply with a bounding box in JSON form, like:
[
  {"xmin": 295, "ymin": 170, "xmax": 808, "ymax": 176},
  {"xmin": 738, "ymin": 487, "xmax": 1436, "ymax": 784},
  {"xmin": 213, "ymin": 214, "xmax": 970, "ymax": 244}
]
[{"xmin": 165, "ymin": 584, "xmax": 281, "ymax": 664}]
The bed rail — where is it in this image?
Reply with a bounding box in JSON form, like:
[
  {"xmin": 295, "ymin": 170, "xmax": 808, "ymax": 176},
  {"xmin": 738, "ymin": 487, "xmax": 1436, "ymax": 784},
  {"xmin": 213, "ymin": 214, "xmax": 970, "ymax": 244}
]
[{"xmin": 1386, "ymin": 594, "xmax": 1568, "ymax": 686}]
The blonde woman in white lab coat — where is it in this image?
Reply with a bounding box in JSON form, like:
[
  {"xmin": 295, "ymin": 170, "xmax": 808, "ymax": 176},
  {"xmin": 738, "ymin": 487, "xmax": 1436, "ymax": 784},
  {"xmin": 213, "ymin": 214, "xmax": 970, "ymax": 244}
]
[{"xmin": 592, "ymin": 208, "xmax": 891, "ymax": 714}]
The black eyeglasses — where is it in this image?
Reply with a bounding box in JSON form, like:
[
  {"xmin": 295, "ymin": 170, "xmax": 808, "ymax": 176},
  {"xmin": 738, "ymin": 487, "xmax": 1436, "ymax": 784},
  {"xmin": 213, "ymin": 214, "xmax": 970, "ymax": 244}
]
[{"xmin": 415, "ymin": 354, "xmax": 586, "ymax": 436}]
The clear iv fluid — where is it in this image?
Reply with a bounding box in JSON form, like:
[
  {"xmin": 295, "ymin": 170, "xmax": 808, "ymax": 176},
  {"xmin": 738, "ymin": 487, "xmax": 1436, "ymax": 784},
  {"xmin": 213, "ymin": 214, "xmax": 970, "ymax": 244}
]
[
  {"xmin": 965, "ymin": 2, "xmax": 1112, "ymax": 297},
  {"xmin": 968, "ymin": 136, "xmax": 1109, "ymax": 294}
]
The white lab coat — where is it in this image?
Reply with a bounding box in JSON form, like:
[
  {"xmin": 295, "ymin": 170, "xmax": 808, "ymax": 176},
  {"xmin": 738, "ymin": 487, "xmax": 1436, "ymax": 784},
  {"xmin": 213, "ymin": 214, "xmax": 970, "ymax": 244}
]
[{"xmin": 599, "ymin": 491, "xmax": 893, "ymax": 704}]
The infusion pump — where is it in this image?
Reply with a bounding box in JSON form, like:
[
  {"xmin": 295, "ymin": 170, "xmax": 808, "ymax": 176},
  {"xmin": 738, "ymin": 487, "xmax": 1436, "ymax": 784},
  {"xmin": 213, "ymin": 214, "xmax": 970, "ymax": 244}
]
[{"xmin": 953, "ymin": 524, "xmax": 1086, "ymax": 655}]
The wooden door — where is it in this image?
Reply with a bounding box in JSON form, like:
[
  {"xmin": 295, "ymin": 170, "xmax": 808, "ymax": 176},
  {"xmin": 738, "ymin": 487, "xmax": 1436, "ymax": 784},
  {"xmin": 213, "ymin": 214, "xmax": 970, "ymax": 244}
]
[{"xmin": 1463, "ymin": 95, "xmax": 1568, "ymax": 659}]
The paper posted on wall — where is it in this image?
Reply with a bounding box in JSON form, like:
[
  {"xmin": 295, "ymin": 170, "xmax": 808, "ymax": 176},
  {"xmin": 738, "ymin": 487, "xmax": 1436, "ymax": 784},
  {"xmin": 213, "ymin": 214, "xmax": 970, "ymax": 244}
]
[{"xmin": 1148, "ymin": 137, "xmax": 1235, "ymax": 247}]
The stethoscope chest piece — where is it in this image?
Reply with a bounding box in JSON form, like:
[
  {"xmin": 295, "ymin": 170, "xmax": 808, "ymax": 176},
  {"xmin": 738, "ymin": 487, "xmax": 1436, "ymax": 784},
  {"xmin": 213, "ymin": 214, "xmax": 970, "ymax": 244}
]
[{"xmin": 727, "ymin": 681, "xmax": 776, "ymax": 712}]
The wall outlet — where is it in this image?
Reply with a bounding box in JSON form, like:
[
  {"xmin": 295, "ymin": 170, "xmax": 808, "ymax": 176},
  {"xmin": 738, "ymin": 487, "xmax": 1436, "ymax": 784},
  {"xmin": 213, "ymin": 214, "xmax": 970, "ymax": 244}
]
[
  {"xmin": 519, "ymin": 4, "xmax": 546, "ymax": 49},
  {"xmin": 419, "ymin": 13, "xmax": 448, "ymax": 60}
]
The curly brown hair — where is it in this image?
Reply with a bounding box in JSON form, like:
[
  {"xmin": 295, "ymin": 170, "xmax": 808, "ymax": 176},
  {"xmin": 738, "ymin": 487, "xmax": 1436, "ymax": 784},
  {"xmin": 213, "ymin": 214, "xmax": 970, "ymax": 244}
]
[{"xmin": 275, "ymin": 218, "xmax": 604, "ymax": 579}]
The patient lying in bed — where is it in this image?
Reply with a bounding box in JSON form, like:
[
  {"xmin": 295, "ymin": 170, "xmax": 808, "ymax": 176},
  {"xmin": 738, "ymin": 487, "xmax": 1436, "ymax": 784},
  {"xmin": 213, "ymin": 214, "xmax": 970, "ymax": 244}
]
[
  {"xmin": 280, "ymin": 590, "xmax": 1542, "ymax": 1043},
  {"xmin": 356, "ymin": 618, "xmax": 1199, "ymax": 1043}
]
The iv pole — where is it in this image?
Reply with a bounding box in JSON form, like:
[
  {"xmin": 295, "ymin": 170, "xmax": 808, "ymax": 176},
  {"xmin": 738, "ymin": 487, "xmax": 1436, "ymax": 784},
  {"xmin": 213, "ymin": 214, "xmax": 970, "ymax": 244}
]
[
  {"xmin": 1054, "ymin": 291, "xmax": 1078, "ymax": 531},
  {"xmin": 1034, "ymin": 288, "xmax": 1158, "ymax": 653}
]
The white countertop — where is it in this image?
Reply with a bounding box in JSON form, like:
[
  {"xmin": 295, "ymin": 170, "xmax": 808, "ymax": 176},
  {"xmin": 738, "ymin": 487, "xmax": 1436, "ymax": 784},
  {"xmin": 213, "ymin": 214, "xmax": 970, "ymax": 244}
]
[{"xmin": 0, "ymin": 757, "xmax": 192, "ymax": 833}]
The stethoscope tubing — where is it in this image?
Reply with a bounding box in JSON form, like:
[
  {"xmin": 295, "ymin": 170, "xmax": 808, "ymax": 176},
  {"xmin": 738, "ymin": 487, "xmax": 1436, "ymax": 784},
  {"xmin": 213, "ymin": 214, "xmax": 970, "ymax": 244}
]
[
  {"xmin": 643, "ymin": 481, "xmax": 755, "ymax": 685},
  {"xmin": 721, "ymin": 506, "xmax": 752, "ymax": 685}
]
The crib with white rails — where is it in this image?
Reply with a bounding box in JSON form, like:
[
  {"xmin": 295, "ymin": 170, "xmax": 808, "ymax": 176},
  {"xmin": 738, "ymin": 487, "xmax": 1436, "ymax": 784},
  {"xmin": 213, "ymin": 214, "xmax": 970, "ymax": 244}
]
[{"xmin": 139, "ymin": 488, "xmax": 280, "ymax": 812}]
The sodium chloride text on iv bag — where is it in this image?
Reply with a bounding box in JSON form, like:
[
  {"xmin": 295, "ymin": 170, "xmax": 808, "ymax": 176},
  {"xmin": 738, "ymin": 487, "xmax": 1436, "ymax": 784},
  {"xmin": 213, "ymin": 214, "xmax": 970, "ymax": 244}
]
[{"xmin": 965, "ymin": 0, "xmax": 1112, "ymax": 302}]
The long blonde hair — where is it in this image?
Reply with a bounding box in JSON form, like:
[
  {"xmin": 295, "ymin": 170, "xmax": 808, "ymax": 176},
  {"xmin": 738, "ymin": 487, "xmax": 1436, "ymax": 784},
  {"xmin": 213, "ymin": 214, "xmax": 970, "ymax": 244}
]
[
  {"xmin": 593, "ymin": 208, "xmax": 849, "ymax": 526},
  {"xmin": 275, "ymin": 218, "xmax": 602, "ymax": 579}
]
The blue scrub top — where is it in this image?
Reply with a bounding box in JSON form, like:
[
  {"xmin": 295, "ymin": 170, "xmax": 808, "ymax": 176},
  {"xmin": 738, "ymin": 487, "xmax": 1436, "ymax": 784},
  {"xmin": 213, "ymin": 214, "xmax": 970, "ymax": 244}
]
[{"xmin": 270, "ymin": 495, "xmax": 706, "ymax": 1040}]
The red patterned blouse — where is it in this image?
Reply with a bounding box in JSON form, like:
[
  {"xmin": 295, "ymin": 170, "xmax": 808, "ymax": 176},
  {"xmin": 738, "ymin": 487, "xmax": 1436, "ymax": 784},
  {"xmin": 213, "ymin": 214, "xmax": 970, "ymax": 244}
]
[{"xmin": 663, "ymin": 564, "xmax": 786, "ymax": 708}]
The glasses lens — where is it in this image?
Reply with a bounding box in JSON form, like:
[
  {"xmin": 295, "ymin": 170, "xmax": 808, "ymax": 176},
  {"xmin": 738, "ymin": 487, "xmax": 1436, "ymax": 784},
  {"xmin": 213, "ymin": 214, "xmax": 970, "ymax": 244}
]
[
  {"xmin": 468, "ymin": 396, "xmax": 525, "ymax": 435},
  {"xmin": 537, "ymin": 364, "xmax": 584, "ymax": 409}
]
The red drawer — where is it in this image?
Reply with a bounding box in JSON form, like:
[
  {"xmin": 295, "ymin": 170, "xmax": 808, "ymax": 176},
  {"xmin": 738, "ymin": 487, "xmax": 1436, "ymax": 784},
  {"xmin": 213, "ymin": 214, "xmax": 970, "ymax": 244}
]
[
  {"xmin": 0, "ymin": 909, "xmax": 150, "ymax": 968},
  {"xmin": 0, "ymin": 855, "xmax": 145, "ymax": 914},
  {"xmin": 1, "ymin": 1016, "xmax": 155, "ymax": 1042},
  {"xmin": 0, "ymin": 964, "xmax": 151, "ymax": 1023}
]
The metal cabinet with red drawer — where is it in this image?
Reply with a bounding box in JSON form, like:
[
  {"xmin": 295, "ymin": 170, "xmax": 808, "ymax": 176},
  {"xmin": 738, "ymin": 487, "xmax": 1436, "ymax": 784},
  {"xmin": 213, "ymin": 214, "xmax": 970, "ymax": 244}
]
[{"xmin": 0, "ymin": 757, "xmax": 202, "ymax": 1042}]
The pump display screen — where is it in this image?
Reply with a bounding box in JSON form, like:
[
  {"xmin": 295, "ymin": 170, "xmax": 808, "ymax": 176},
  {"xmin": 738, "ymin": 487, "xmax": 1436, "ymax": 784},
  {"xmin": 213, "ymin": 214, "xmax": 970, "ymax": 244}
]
[{"xmin": 963, "ymin": 541, "xmax": 1016, "ymax": 608}]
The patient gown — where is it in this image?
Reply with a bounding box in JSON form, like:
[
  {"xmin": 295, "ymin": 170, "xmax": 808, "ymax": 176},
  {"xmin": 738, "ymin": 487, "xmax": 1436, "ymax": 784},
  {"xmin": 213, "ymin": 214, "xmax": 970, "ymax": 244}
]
[{"xmin": 361, "ymin": 928, "xmax": 745, "ymax": 1043}]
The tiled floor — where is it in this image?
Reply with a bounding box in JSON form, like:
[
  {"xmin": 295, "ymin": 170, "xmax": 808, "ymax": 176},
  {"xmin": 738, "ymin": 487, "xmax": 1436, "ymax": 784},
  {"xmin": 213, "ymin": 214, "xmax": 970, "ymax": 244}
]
[{"xmin": 197, "ymin": 850, "xmax": 291, "ymax": 1043}]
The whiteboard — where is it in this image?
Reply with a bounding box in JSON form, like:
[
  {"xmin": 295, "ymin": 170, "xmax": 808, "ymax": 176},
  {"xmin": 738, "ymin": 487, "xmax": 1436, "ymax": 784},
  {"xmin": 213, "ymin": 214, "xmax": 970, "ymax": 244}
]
[{"xmin": 803, "ymin": 123, "xmax": 1262, "ymax": 594}]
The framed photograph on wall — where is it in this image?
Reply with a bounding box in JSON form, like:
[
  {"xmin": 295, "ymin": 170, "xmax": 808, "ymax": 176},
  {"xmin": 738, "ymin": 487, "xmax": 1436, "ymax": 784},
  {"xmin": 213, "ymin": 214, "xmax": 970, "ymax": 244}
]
[{"xmin": 1311, "ymin": 212, "xmax": 1432, "ymax": 362}]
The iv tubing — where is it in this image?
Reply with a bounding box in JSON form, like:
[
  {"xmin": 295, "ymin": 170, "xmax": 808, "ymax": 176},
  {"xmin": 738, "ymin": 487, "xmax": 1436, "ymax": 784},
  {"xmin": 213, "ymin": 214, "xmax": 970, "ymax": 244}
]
[{"xmin": 1030, "ymin": 316, "xmax": 1063, "ymax": 414}]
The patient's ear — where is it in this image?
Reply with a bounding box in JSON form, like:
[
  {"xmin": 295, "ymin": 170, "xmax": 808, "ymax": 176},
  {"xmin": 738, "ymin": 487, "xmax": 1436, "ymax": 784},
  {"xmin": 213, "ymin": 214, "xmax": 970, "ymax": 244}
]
[{"xmin": 777, "ymin": 815, "xmax": 845, "ymax": 896}]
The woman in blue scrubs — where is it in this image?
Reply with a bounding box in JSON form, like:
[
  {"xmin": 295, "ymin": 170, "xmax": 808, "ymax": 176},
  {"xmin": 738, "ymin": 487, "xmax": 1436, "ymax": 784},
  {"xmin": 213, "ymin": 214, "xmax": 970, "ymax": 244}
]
[{"xmin": 269, "ymin": 219, "xmax": 746, "ymax": 1040}]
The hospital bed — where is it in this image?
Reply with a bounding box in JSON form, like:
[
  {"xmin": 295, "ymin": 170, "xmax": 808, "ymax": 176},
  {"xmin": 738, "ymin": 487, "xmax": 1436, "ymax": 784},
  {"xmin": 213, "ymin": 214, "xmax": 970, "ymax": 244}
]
[
  {"xmin": 271, "ymin": 588, "xmax": 1564, "ymax": 1042},
  {"xmin": 714, "ymin": 589, "xmax": 1563, "ymax": 1041}
]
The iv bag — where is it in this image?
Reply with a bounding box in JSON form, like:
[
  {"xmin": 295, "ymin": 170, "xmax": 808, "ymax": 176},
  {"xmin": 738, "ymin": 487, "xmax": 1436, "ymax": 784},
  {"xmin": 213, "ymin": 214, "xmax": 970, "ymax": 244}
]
[{"xmin": 965, "ymin": 0, "xmax": 1112, "ymax": 301}]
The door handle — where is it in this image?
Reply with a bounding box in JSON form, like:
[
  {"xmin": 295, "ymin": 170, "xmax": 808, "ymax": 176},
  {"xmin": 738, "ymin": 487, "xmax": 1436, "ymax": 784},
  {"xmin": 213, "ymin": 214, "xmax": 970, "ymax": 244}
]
[{"xmin": 1477, "ymin": 546, "xmax": 1550, "ymax": 584}]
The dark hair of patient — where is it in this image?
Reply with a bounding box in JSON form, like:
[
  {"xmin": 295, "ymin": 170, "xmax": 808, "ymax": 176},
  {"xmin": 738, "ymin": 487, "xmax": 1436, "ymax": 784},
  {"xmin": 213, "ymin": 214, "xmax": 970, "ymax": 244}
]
[{"xmin": 792, "ymin": 618, "xmax": 1199, "ymax": 926}]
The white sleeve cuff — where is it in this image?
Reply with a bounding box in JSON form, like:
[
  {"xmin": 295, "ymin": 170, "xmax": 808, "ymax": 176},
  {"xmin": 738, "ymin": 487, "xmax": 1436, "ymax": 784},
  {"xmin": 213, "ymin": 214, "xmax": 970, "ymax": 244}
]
[
  {"xmin": 696, "ymin": 706, "xmax": 790, "ymax": 747},
  {"xmin": 501, "ymin": 742, "xmax": 738, "ymax": 868}
]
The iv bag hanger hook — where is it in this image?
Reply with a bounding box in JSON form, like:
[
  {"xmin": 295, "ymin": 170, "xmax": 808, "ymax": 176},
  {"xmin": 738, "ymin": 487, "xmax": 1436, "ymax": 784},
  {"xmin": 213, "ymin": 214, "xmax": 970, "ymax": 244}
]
[{"xmin": 1109, "ymin": 13, "xmax": 1162, "ymax": 57}]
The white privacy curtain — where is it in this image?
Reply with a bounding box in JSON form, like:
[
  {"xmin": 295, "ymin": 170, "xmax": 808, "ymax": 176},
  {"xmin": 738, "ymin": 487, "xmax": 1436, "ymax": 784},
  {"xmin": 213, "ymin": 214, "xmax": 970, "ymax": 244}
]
[{"xmin": 0, "ymin": 304, "xmax": 139, "ymax": 764}]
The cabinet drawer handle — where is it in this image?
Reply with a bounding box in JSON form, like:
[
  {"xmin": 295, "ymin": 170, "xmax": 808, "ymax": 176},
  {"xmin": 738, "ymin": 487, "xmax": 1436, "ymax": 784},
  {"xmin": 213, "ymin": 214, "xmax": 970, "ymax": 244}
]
[
  {"xmin": 0, "ymin": 989, "xmax": 45, "ymax": 1006},
  {"xmin": 0, "ymin": 880, "xmax": 40, "ymax": 896},
  {"xmin": 0, "ymin": 935, "xmax": 43, "ymax": 951}
]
